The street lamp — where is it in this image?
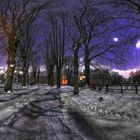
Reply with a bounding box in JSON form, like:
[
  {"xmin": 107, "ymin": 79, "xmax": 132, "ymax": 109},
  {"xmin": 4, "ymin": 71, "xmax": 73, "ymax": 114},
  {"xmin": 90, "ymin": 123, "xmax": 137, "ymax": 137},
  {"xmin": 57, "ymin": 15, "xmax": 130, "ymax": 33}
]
[{"xmin": 113, "ymin": 37, "xmax": 118, "ymax": 42}]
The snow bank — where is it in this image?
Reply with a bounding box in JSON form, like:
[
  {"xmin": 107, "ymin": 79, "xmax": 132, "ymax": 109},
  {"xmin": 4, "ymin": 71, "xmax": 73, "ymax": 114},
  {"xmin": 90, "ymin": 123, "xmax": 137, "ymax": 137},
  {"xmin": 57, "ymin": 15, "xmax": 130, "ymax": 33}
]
[{"xmin": 61, "ymin": 88, "xmax": 140, "ymax": 140}]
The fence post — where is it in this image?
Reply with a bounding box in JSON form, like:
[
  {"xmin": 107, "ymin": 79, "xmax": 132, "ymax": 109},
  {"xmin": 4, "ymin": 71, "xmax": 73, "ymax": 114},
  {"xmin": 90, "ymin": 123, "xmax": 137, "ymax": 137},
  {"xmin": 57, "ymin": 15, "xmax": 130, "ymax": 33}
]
[
  {"xmin": 98, "ymin": 84, "xmax": 101, "ymax": 91},
  {"xmin": 135, "ymin": 82, "xmax": 138, "ymax": 94},
  {"xmin": 106, "ymin": 83, "xmax": 108, "ymax": 92},
  {"xmin": 93, "ymin": 83, "xmax": 96, "ymax": 89},
  {"xmin": 120, "ymin": 83, "xmax": 123, "ymax": 94}
]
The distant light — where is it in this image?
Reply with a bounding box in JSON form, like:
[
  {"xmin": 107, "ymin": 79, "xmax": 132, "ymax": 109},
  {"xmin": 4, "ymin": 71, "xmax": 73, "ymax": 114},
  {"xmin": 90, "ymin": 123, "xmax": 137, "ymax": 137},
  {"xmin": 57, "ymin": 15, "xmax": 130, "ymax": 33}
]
[
  {"xmin": 136, "ymin": 40, "xmax": 140, "ymax": 49},
  {"xmin": 113, "ymin": 37, "xmax": 118, "ymax": 42},
  {"xmin": 80, "ymin": 75, "xmax": 85, "ymax": 81},
  {"xmin": 19, "ymin": 71, "xmax": 23, "ymax": 75},
  {"xmin": 0, "ymin": 70, "xmax": 5, "ymax": 74},
  {"xmin": 10, "ymin": 64, "xmax": 14, "ymax": 68}
]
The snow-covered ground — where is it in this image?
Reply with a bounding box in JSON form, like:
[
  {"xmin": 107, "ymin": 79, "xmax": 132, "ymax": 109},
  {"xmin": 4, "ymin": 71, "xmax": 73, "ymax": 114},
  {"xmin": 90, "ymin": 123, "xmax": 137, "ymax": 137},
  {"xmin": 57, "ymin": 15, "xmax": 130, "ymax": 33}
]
[
  {"xmin": 60, "ymin": 87, "xmax": 140, "ymax": 140},
  {"xmin": 0, "ymin": 84, "xmax": 55, "ymax": 124},
  {"xmin": 0, "ymin": 84, "xmax": 140, "ymax": 139}
]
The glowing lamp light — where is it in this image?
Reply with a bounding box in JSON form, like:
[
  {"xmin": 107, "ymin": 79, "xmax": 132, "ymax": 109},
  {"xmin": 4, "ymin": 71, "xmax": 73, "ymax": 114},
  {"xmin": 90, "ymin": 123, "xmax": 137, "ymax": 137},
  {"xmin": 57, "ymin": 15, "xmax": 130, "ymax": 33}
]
[
  {"xmin": 62, "ymin": 79, "xmax": 68, "ymax": 85},
  {"xmin": 80, "ymin": 75, "xmax": 85, "ymax": 80},
  {"xmin": 19, "ymin": 71, "xmax": 23, "ymax": 75},
  {"xmin": 113, "ymin": 37, "xmax": 118, "ymax": 42},
  {"xmin": 136, "ymin": 40, "xmax": 140, "ymax": 49},
  {"xmin": 62, "ymin": 75, "xmax": 68, "ymax": 85},
  {"xmin": 10, "ymin": 64, "xmax": 14, "ymax": 68}
]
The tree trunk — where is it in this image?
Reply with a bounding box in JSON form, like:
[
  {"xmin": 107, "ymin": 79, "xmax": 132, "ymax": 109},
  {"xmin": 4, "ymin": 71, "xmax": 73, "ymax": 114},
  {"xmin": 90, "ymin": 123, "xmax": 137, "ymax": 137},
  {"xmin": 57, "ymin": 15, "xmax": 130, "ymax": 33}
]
[
  {"xmin": 22, "ymin": 68, "xmax": 26, "ymax": 86},
  {"xmin": 32, "ymin": 67, "xmax": 37, "ymax": 84},
  {"xmin": 56, "ymin": 65, "xmax": 61, "ymax": 89},
  {"xmin": 66, "ymin": 69, "xmax": 72, "ymax": 85},
  {"xmin": 84, "ymin": 48, "xmax": 90, "ymax": 86},
  {"xmin": 47, "ymin": 71, "xmax": 51, "ymax": 85},
  {"xmin": 4, "ymin": 64, "xmax": 15, "ymax": 92},
  {"xmin": 73, "ymin": 49, "xmax": 79, "ymax": 95},
  {"xmin": 50, "ymin": 65, "xmax": 54, "ymax": 87},
  {"xmin": 27, "ymin": 73, "xmax": 30, "ymax": 85},
  {"xmin": 22, "ymin": 63, "xmax": 28, "ymax": 86},
  {"xmin": 85, "ymin": 60, "xmax": 90, "ymax": 86},
  {"xmin": 4, "ymin": 46, "xmax": 16, "ymax": 92},
  {"xmin": 4, "ymin": 37, "xmax": 20, "ymax": 92},
  {"xmin": 36, "ymin": 67, "xmax": 40, "ymax": 84},
  {"xmin": 22, "ymin": 59, "xmax": 29, "ymax": 86}
]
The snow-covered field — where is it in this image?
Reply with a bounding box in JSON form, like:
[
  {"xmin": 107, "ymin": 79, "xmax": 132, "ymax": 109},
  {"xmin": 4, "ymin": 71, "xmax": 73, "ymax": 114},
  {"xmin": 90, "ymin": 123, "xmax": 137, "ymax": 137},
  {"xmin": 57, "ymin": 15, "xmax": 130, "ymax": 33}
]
[
  {"xmin": 0, "ymin": 84, "xmax": 140, "ymax": 139},
  {"xmin": 61, "ymin": 87, "xmax": 140, "ymax": 140}
]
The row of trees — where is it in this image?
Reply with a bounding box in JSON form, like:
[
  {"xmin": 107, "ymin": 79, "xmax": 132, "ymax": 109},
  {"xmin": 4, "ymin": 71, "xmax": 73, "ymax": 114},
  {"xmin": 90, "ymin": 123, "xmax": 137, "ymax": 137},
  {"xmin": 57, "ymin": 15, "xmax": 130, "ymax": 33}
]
[
  {"xmin": 43, "ymin": 12, "xmax": 67, "ymax": 88},
  {"xmin": 129, "ymin": 70, "xmax": 140, "ymax": 84},
  {"xmin": 0, "ymin": 0, "xmax": 139, "ymax": 94},
  {"xmin": 0, "ymin": 0, "xmax": 53, "ymax": 92},
  {"xmin": 91, "ymin": 68, "xmax": 125, "ymax": 86},
  {"xmin": 42, "ymin": 0, "xmax": 131, "ymax": 95}
]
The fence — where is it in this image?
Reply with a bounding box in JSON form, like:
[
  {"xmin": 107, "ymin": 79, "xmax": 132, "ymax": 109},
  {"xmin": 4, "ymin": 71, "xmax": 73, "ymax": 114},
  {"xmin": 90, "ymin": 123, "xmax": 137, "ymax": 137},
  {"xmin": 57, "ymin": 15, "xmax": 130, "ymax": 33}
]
[{"xmin": 92, "ymin": 84, "xmax": 140, "ymax": 94}]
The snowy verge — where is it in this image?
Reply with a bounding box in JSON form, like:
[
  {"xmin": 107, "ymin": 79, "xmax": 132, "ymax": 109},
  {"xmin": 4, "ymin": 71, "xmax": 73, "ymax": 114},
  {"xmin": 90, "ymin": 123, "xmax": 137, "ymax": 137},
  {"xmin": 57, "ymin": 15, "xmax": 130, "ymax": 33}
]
[{"xmin": 60, "ymin": 88, "xmax": 140, "ymax": 140}]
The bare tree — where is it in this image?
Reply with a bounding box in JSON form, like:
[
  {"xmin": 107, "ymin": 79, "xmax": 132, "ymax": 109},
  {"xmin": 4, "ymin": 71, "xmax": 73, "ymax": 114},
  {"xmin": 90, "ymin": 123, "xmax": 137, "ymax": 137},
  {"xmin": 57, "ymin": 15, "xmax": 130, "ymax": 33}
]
[
  {"xmin": 0, "ymin": 0, "xmax": 55, "ymax": 92},
  {"xmin": 29, "ymin": 46, "xmax": 40, "ymax": 85},
  {"xmin": 73, "ymin": 39, "xmax": 81, "ymax": 95},
  {"xmin": 43, "ymin": 11, "xmax": 67, "ymax": 88},
  {"xmin": 63, "ymin": 56, "xmax": 74, "ymax": 85},
  {"xmin": 68, "ymin": 15, "xmax": 83, "ymax": 95},
  {"xmin": 55, "ymin": 12, "xmax": 67, "ymax": 88},
  {"xmin": 73, "ymin": 1, "xmax": 110, "ymax": 86},
  {"xmin": 17, "ymin": 15, "xmax": 38, "ymax": 86},
  {"xmin": 0, "ymin": 0, "xmax": 39, "ymax": 92},
  {"xmin": 73, "ymin": 0, "xmax": 129, "ymax": 87},
  {"xmin": 44, "ymin": 34, "xmax": 56, "ymax": 86}
]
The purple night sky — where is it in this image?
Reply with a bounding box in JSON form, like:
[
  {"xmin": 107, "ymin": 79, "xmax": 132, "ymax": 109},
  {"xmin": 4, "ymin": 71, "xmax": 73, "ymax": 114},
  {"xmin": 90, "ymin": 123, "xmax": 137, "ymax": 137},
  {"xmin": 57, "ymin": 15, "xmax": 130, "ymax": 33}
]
[{"xmin": 0, "ymin": 0, "xmax": 139, "ymax": 71}]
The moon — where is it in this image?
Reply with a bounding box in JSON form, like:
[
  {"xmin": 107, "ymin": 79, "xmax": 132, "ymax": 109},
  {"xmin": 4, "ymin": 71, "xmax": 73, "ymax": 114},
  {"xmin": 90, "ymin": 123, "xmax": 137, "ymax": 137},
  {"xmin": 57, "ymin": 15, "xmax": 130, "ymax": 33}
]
[
  {"xmin": 113, "ymin": 37, "xmax": 118, "ymax": 42},
  {"xmin": 136, "ymin": 40, "xmax": 140, "ymax": 49}
]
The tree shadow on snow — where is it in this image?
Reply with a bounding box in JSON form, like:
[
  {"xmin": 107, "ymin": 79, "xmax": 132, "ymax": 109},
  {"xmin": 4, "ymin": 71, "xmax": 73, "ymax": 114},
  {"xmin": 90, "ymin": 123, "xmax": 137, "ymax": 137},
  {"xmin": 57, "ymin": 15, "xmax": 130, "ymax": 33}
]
[{"xmin": 0, "ymin": 93, "xmax": 63, "ymax": 132}]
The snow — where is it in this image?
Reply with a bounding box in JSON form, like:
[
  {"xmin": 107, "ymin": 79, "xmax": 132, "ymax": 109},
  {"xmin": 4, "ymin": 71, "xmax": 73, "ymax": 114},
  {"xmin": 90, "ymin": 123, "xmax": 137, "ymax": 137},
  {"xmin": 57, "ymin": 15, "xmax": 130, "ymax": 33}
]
[
  {"xmin": 60, "ymin": 87, "xmax": 140, "ymax": 140},
  {"xmin": 0, "ymin": 85, "xmax": 71, "ymax": 123},
  {"xmin": 7, "ymin": 91, "xmax": 12, "ymax": 93},
  {"xmin": 0, "ymin": 84, "xmax": 139, "ymax": 139},
  {"xmin": 0, "ymin": 84, "xmax": 54, "ymax": 125}
]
